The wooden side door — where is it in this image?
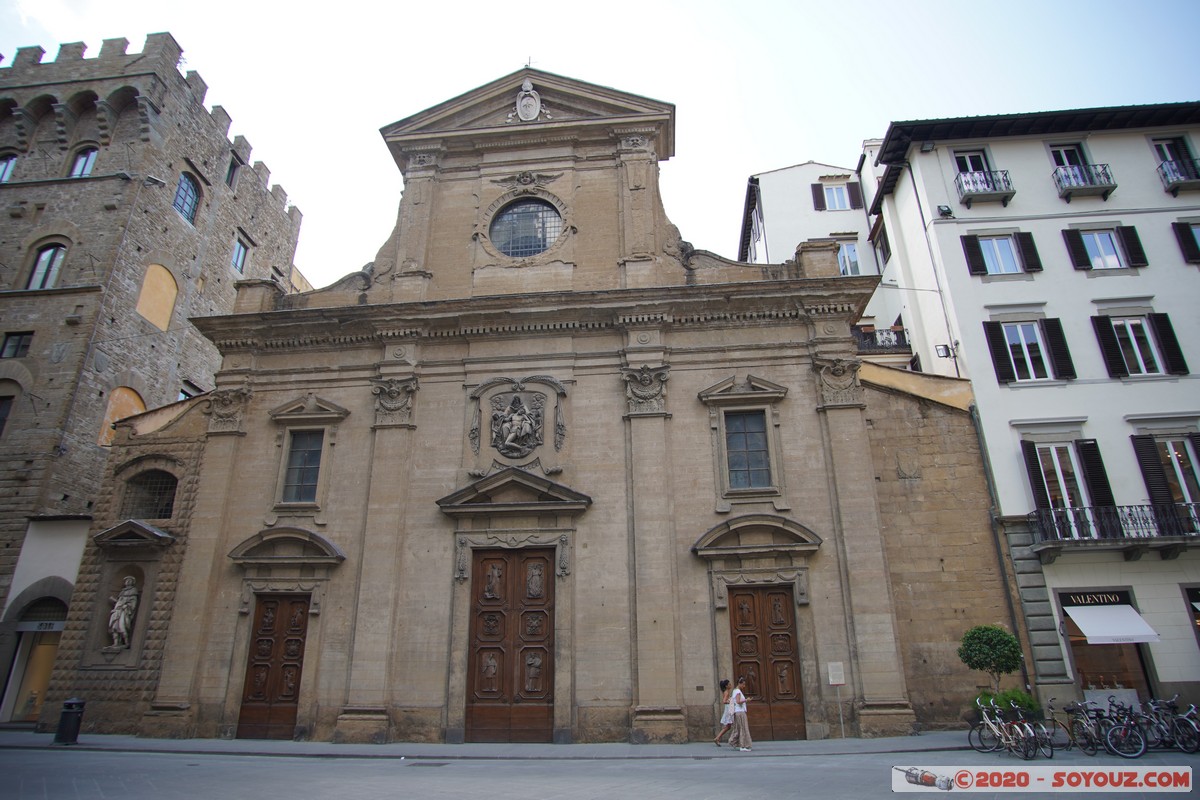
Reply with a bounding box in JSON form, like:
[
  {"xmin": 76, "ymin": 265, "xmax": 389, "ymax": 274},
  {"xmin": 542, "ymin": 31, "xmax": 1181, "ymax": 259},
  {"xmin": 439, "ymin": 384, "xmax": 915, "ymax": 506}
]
[
  {"xmin": 466, "ymin": 548, "xmax": 554, "ymax": 743},
  {"xmin": 236, "ymin": 594, "xmax": 310, "ymax": 740},
  {"xmin": 728, "ymin": 585, "xmax": 806, "ymax": 740}
]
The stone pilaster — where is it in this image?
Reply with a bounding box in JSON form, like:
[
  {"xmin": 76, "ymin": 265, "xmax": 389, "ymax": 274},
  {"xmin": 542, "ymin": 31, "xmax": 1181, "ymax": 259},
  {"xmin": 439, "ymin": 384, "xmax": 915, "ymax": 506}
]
[
  {"xmin": 334, "ymin": 375, "xmax": 418, "ymax": 743},
  {"xmin": 814, "ymin": 357, "xmax": 916, "ymax": 736},
  {"xmin": 621, "ymin": 363, "xmax": 686, "ymax": 742}
]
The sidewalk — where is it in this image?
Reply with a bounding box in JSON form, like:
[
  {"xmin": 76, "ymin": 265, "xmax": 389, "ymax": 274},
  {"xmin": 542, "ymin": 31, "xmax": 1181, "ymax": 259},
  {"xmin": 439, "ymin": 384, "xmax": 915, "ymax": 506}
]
[{"xmin": 0, "ymin": 727, "xmax": 969, "ymax": 760}]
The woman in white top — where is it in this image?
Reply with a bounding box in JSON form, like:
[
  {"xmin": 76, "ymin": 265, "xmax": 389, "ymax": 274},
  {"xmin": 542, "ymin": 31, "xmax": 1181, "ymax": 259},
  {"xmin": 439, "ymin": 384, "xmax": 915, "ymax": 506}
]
[{"xmin": 727, "ymin": 676, "xmax": 752, "ymax": 751}]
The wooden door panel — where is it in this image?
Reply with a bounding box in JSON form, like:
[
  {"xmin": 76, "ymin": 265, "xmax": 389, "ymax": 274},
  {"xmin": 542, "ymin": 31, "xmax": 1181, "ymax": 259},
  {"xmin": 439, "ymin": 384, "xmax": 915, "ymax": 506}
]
[
  {"xmin": 237, "ymin": 595, "xmax": 310, "ymax": 740},
  {"xmin": 728, "ymin": 586, "xmax": 805, "ymax": 741},
  {"xmin": 466, "ymin": 549, "xmax": 554, "ymax": 742}
]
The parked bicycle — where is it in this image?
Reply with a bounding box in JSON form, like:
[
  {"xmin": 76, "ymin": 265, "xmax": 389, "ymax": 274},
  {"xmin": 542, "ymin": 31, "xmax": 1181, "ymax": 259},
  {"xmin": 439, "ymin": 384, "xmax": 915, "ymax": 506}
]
[{"xmin": 968, "ymin": 698, "xmax": 1036, "ymax": 760}]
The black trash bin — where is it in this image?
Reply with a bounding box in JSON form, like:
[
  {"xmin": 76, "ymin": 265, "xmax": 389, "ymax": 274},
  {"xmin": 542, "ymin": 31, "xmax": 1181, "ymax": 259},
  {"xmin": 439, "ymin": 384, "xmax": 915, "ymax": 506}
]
[{"xmin": 53, "ymin": 698, "xmax": 85, "ymax": 745}]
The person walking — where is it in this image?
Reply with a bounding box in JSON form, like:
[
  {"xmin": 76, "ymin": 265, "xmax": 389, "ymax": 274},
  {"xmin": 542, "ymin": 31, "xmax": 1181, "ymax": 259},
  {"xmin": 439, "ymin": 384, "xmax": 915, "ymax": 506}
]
[
  {"xmin": 727, "ymin": 676, "xmax": 752, "ymax": 751},
  {"xmin": 714, "ymin": 679, "xmax": 734, "ymax": 746}
]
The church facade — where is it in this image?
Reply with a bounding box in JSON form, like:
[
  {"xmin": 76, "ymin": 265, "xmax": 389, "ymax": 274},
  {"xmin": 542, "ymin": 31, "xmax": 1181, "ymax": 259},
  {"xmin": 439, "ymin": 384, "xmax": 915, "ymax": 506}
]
[{"xmin": 44, "ymin": 70, "xmax": 1018, "ymax": 743}]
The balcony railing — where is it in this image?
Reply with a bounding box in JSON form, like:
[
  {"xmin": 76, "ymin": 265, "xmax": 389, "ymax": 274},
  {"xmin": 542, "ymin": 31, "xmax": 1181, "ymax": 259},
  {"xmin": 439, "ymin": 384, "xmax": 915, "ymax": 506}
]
[
  {"xmin": 852, "ymin": 326, "xmax": 911, "ymax": 354},
  {"xmin": 1029, "ymin": 503, "xmax": 1199, "ymax": 544},
  {"xmin": 1052, "ymin": 163, "xmax": 1116, "ymax": 202},
  {"xmin": 1158, "ymin": 159, "xmax": 1200, "ymax": 196},
  {"xmin": 955, "ymin": 170, "xmax": 1015, "ymax": 208}
]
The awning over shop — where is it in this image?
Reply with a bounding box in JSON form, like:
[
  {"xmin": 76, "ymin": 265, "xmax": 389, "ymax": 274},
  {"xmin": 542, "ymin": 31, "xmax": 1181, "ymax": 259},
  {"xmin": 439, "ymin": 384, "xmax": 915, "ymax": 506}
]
[{"xmin": 1063, "ymin": 604, "xmax": 1161, "ymax": 644}]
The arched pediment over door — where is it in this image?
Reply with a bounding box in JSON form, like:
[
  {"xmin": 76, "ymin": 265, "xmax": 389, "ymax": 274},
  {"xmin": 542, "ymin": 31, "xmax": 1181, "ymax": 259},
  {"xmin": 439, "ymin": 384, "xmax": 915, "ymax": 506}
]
[
  {"xmin": 691, "ymin": 514, "xmax": 822, "ymax": 609},
  {"xmin": 228, "ymin": 527, "xmax": 345, "ymax": 615}
]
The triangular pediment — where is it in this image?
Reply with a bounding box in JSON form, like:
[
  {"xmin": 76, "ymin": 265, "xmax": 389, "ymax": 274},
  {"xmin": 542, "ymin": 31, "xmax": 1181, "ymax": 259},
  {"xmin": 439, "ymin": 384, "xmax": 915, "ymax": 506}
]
[
  {"xmin": 268, "ymin": 393, "xmax": 350, "ymax": 424},
  {"xmin": 698, "ymin": 374, "xmax": 789, "ymax": 404},
  {"xmin": 93, "ymin": 519, "xmax": 175, "ymax": 549},
  {"xmin": 437, "ymin": 467, "xmax": 591, "ymax": 517},
  {"xmin": 381, "ymin": 68, "xmax": 674, "ymax": 160}
]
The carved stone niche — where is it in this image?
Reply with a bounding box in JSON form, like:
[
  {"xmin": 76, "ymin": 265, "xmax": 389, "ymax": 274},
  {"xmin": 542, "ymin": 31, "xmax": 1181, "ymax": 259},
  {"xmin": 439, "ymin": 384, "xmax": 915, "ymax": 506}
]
[
  {"xmin": 228, "ymin": 527, "xmax": 346, "ymax": 616},
  {"xmin": 467, "ymin": 376, "xmax": 568, "ymax": 475},
  {"xmin": 86, "ymin": 520, "xmax": 175, "ymax": 668},
  {"xmin": 690, "ymin": 514, "xmax": 823, "ymax": 608}
]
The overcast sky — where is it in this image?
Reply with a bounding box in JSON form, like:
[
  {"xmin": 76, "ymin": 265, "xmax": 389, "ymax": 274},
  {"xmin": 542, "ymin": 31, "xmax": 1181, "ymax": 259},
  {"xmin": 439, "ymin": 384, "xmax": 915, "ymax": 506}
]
[{"xmin": 3, "ymin": 0, "xmax": 1198, "ymax": 288}]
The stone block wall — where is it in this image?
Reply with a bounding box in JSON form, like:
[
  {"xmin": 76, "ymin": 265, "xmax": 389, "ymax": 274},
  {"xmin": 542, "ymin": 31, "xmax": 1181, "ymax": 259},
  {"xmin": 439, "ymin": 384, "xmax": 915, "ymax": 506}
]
[{"xmin": 864, "ymin": 387, "xmax": 1024, "ymax": 726}]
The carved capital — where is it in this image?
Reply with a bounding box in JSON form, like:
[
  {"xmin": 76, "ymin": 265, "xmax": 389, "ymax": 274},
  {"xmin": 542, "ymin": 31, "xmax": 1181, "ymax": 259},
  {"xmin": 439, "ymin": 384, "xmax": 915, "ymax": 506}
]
[
  {"xmin": 204, "ymin": 386, "xmax": 252, "ymax": 435},
  {"xmin": 370, "ymin": 376, "xmax": 418, "ymax": 427},
  {"xmin": 622, "ymin": 364, "xmax": 670, "ymax": 415},
  {"xmin": 813, "ymin": 357, "xmax": 864, "ymax": 409}
]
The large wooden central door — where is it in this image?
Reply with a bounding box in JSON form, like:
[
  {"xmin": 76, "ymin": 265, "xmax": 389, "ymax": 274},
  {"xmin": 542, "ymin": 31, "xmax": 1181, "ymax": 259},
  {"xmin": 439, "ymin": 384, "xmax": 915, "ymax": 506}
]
[
  {"xmin": 466, "ymin": 548, "xmax": 554, "ymax": 742},
  {"xmin": 236, "ymin": 594, "xmax": 310, "ymax": 740},
  {"xmin": 728, "ymin": 585, "xmax": 806, "ymax": 740}
]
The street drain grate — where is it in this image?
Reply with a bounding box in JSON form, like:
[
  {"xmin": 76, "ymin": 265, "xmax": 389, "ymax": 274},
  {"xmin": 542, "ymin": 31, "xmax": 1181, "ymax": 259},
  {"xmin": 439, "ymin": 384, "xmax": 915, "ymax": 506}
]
[{"xmin": 407, "ymin": 762, "xmax": 450, "ymax": 767}]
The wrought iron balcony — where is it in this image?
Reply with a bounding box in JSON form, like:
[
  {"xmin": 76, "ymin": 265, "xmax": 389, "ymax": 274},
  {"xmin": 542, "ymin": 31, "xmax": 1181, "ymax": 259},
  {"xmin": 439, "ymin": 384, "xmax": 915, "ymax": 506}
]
[
  {"xmin": 1028, "ymin": 503, "xmax": 1199, "ymax": 563},
  {"xmin": 1052, "ymin": 163, "xmax": 1116, "ymax": 202},
  {"xmin": 1158, "ymin": 159, "xmax": 1200, "ymax": 196},
  {"xmin": 955, "ymin": 170, "xmax": 1015, "ymax": 208},
  {"xmin": 852, "ymin": 326, "xmax": 910, "ymax": 354}
]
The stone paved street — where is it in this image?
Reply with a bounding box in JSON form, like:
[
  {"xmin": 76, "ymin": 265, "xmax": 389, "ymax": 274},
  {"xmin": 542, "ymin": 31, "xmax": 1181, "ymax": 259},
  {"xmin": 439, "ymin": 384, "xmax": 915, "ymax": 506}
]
[{"xmin": 1, "ymin": 730, "xmax": 1196, "ymax": 799}]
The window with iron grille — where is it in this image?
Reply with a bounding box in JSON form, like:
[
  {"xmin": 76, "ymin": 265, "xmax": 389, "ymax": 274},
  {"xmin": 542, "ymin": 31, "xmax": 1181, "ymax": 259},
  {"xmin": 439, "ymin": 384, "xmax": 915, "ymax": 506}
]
[
  {"xmin": 489, "ymin": 199, "xmax": 563, "ymax": 258},
  {"xmin": 120, "ymin": 469, "xmax": 178, "ymax": 519}
]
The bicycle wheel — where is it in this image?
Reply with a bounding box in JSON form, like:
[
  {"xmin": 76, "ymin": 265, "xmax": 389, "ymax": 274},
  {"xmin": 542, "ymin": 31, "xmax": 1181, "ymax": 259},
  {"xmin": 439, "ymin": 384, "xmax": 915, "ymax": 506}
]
[
  {"xmin": 1035, "ymin": 723, "xmax": 1054, "ymax": 759},
  {"xmin": 1048, "ymin": 719, "xmax": 1072, "ymax": 751},
  {"xmin": 1106, "ymin": 724, "xmax": 1147, "ymax": 759},
  {"xmin": 1010, "ymin": 727, "xmax": 1036, "ymax": 760},
  {"xmin": 969, "ymin": 722, "xmax": 999, "ymax": 753},
  {"xmin": 1172, "ymin": 718, "xmax": 1199, "ymax": 754},
  {"xmin": 1070, "ymin": 719, "xmax": 1099, "ymax": 756},
  {"xmin": 1145, "ymin": 720, "xmax": 1171, "ymax": 749}
]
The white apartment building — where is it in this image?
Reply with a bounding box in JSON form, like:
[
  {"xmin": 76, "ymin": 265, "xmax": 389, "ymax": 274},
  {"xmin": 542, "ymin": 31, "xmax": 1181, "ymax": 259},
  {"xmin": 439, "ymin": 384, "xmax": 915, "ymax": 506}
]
[
  {"xmin": 737, "ymin": 162, "xmax": 910, "ymax": 366},
  {"xmin": 859, "ymin": 102, "xmax": 1200, "ymax": 706}
]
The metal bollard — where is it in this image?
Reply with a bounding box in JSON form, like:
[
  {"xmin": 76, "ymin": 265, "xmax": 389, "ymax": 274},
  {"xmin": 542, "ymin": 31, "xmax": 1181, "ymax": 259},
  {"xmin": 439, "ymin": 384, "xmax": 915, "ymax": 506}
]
[{"xmin": 53, "ymin": 698, "xmax": 85, "ymax": 745}]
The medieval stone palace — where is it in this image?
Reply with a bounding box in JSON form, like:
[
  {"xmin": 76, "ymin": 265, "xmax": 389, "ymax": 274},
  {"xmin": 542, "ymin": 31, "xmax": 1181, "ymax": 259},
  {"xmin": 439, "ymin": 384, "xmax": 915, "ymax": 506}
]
[{"xmin": 44, "ymin": 69, "xmax": 1017, "ymax": 744}]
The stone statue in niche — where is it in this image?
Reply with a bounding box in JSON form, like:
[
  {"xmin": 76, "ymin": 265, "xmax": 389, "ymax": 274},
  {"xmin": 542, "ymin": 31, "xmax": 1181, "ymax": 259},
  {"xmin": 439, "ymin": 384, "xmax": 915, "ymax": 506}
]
[
  {"xmin": 490, "ymin": 393, "xmax": 545, "ymax": 458},
  {"xmin": 107, "ymin": 576, "xmax": 139, "ymax": 648}
]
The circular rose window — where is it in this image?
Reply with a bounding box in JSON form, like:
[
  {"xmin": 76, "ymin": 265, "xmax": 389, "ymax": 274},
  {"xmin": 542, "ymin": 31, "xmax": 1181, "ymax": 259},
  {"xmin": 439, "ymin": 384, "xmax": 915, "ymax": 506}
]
[{"xmin": 489, "ymin": 198, "xmax": 563, "ymax": 258}]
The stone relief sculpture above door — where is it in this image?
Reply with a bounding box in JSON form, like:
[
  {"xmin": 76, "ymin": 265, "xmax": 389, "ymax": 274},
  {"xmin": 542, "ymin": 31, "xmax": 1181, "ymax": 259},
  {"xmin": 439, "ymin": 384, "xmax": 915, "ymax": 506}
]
[{"xmin": 467, "ymin": 376, "xmax": 568, "ymax": 476}]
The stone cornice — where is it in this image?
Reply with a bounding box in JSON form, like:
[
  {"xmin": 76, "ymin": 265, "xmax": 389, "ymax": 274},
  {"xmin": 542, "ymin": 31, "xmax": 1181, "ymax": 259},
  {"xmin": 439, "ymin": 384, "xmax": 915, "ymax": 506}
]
[{"xmin": 195, "ymin": 280, "xmax": 872, "ymax": 353}]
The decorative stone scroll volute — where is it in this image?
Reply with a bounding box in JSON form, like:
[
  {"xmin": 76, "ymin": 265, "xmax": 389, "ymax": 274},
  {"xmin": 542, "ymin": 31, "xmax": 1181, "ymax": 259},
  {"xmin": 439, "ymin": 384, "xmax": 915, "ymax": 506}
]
[
  {"xmin": 621, "ymin": 364, "xmax": 670, "ymax": 415},
  {"xmin": 203, "ymin": 385, "xmax": 252, "ymax": 434},
  {"xmin": 813, "ymin": 357, "xmax": 865, "ymax": 409},
  {"xmin": 370, "ymin": 376, "xmax": 418, "ymax": 427}
]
